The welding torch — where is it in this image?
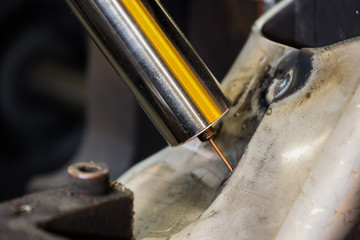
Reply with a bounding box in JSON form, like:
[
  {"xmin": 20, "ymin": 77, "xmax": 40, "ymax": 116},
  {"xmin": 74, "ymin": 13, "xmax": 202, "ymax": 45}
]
[{"xmin": 65, "ymin": 0, "xmax": 233, "ymax": 171}]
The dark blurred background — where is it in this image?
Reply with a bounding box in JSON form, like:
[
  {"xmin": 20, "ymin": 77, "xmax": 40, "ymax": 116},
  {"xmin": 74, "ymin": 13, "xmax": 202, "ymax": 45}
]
[{"xmin": 0, "ymin": 0, "xmax": 258, "ymax": 200}]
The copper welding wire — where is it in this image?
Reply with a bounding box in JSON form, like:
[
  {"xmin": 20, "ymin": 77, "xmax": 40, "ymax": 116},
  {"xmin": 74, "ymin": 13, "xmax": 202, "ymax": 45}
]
[{"xmin": 209, "ymin": 138, "xmax": 233, "ymax": 172}]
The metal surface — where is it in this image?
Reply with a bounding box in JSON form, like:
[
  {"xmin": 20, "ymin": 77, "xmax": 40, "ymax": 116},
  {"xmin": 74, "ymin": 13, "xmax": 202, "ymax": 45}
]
[
  {"xmin": 65, "ymin": 0, "xmax": 231, "ymax": 146},
  {"xmin": 0, "ymin": 164, "xmax": 133, "ymax": 239},
  {"xmin": 118, "ymin": 20, "xmax": 292, "ymax": 238},
  {"xmin": 117, "ymin": 8, "xmax": 282, "ymax": 236},
  {"xmin": 67, "ymin": 162, "xmax": 110, "ymax": 195},
  {"xmin": 177, "ymin": 16, "xmax": 360, "ymax": 239},
  {"xmin": 117, "ymin": 0, "xmax": 360, "ymax": 239}
]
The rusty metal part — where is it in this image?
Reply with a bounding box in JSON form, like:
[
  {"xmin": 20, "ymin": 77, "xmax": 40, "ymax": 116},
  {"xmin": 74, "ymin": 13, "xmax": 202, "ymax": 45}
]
[
  {"xmin": 0, "ymin": 164, "xmax": 133, "ymax": 239},
  {"xmin": 67, "ymin": 162, "xmax": 109, "ymax": 196}
]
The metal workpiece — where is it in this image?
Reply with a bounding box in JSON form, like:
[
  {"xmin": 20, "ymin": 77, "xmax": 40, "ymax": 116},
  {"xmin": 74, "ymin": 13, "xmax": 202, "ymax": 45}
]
[
  {"xmin": 117, "ymin": 0, "xmax": 360, "ymax": 239},
  {"xmin": 0, "ymin": 163, "xmax": 134, "ymax": 239},
  {"xmin": 65, "ymin": 0, "xmax": 231, "ymax": 146},
  {"xmin": 67, "ymin": 162, "xmax": 110, "ymax": 195}
]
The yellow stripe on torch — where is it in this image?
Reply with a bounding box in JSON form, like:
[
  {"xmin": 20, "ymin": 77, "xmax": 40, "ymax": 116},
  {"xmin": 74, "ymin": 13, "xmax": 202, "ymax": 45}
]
[{"xmin": 121, "ymin": 0, "xmax": 222, "ymax": 123}]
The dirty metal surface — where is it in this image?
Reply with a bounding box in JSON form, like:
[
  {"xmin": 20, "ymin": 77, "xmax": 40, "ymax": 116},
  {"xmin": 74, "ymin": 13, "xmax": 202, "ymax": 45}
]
[
  {"xmin": 0, "ymin": 182, "xmax": 133, "ymax": 239},
  {"xmin": 118, "ymin": 0, "xmax": 360, "ymax": 239},
  {"xmin": 173, "ymin": 4, "xmax": 360, "ymax": 240},
  {"xmin": 117, "ymin": 2, "xmax": 298, "ymax": 239}
]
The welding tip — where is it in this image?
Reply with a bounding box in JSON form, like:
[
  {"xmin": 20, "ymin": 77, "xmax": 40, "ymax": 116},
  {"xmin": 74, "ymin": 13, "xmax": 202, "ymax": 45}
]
[
  {"xmin": 198, "ymin": 127, "xmax": 233, "ymax": 172},
  {"xmin": 209, "ymin": 138, "xmax": 233, "ymax": 172}
]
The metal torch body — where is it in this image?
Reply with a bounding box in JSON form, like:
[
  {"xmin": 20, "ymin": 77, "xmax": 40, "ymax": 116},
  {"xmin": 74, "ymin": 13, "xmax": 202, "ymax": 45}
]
[{"xmin": 66, "ymin": 0, "xmax": 231, "ymax": 146}]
